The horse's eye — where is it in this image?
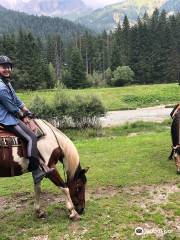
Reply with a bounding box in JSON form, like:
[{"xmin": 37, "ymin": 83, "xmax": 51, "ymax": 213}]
[{"xmin": 76, "ymin": 186, "xmax": 82, "ymax": 192}]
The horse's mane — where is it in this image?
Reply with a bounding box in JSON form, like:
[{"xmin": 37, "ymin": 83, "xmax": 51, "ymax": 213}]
[{"xmin": 35, "ymin": 119, "xmax": 80, "ymax": 179}]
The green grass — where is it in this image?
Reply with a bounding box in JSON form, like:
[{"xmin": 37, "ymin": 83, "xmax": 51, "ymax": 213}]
[
  {"xmin": 0, "ymin": 123, "xmax": 179, "ymax": 239},
  {"xmin": 63, "ymin": 120, "xmax": 171, "ymax": 141},
  {"xmin": 17, "ymin": 83, "xmax": 180, "ymax": 111},
  {"xmin": 77, "ymin": 131, "xmax": 178, "ymax": 187}
]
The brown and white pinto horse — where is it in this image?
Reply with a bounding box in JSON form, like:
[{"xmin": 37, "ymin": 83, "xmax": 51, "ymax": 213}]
[
  {"xmin": 169, "ymin": 104, "xmax": 180, "ymax": 174},
  {"xmin": 0, "ymin": 119, "xmax": 88, "ymax": 220}
]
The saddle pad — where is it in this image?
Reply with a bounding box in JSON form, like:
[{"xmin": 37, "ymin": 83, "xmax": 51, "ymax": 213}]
[{"xmin": 0, "ymin": 135, "xmax": 21, "ymax": 147}]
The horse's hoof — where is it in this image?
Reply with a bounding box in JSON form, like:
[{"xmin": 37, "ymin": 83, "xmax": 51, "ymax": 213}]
[
  {"xmin": 69, "ymin": 212, "xmax": 81, "ymax": 221},
  {"xmin": 36, "ymin": 210, "xmax": 47, "ymax": 219},
  {"xmin": 177, "ymin": 171, "xmax": 180, "ymax": 175}
]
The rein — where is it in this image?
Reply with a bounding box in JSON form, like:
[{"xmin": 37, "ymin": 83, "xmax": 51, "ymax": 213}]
[{"xmin": 41, "ymin": 120, "xmax": 67, "ymax": 183}]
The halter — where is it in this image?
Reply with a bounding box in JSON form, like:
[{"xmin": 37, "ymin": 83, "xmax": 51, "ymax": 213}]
[{"xmin": 41, "ymin": 120, "xmax": 67, "ymax": 183}]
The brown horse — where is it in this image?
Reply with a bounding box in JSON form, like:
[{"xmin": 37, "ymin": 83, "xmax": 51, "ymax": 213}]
[
  {"xmin": 0, "ymin": 119, "xmax": 88, "ymax": 220},
  {"xmin": 169, "ymin": 105, "xmax": 180, "ymax": 174}
]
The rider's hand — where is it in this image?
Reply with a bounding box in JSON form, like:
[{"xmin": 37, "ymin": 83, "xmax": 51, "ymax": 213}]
[{"xmin": 23, "ymin": 110, "xmax": 36, "ymax": 119}]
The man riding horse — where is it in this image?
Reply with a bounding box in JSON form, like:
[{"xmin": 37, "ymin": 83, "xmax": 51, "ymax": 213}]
[{"xmin": 0, "ymin": 55, "xmax": 54, "ymax": 184}]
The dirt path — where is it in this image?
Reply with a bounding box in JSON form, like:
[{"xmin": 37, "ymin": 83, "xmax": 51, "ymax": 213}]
[
  {"xmin": 100, "ymin": 105, "xmax": 173, "ymax": 127},
  {"xmin": 0, "ymin": 182, "xmax": 180, "ymax": 240},
  {"xmin": 0, "ymin": 182, "xmax": 179, "ymax": 239}
]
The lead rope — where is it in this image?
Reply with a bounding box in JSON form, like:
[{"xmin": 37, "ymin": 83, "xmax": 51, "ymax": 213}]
[{"xmin": 41, "ymin": 119, "xmax": 67, "ymax": 183}]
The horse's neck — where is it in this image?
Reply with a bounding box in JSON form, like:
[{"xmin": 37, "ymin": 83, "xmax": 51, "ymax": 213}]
[
  {"xmin": 36, "ymin": 119, "xmax": 80, "ymax": 179},
  {"xmin": 52, "ymin": 127, "xmax": 80, "ymax": 179}
]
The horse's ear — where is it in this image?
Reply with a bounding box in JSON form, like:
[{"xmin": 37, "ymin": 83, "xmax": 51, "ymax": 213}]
[
  {"xmin": 84, "ymin": 167, "xmax": 89, "ymax": 173},
  {"xmin": 80, "ymin": 167, "xmax": 89, "ymax": 176}
]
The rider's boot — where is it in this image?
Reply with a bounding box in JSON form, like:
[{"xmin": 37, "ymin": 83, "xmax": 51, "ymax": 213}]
[{"xmin": 32, "ymin": 167, "xmax": 55, "ymax": 185}]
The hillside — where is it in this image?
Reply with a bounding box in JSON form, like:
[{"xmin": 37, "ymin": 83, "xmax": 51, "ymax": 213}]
[
  {"xmin": 0, "ymin": 5, "xmax": 90, "ymax": 42},
  {"xmin": 77, "ymin": 0, "xmax": 180, "ymax": 32}
]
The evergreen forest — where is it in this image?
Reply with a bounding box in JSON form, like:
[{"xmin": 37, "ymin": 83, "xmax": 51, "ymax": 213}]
[{"xmin": 0, "ymin": 8, "xmax": 179, "ymax": 90}]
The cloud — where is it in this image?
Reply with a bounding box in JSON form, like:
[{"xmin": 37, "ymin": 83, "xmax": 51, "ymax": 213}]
[{"xmin": 83, "ymin": 0, "xmax": 122, "ymax": 8}]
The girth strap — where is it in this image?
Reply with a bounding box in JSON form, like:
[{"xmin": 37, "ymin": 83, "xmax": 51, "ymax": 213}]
[{"xmin": 7, "ymin": 141, "xmax": 15, "ymax": 176}]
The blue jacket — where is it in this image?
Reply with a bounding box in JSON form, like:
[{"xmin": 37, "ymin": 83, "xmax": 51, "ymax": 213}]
[{"xmin": 0, "ymin": 77, "xmax": 24, "ymax": 125}]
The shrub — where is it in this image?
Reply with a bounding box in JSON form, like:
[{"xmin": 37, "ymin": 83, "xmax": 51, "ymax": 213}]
[
  {"xmin": 87, "ymin": 72, "xmax": 107, "ymax": 87},
  {"xmin": 105, "ymin": 67, "xmax": 112, "ymax": 86},
  {"xmin": 29, "ymin": 95, "xmax": 55, "ymax": 118},
  {"xmin": 112, "ymin": 66, "xmax": 135, "ymax": 86},
  {"xmin": 69, "ymin": 94, "xmax": 106, "ymax": 128},
  {"xmin": 30, "ymin": 90, "xmax": 106, "ymax": 129}
]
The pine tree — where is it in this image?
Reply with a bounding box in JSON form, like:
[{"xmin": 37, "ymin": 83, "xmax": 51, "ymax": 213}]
[
  {"xmin": 111, "ymin": 24, "xmax": 123, "ymax": 70},
  {"xmin": 68, "ymin": 47, "xmax": 87, "ymax": 89},
  {"xmin": 121, "ymin": 15, "xmax": 130, "ymax": 65},
  {"xmin": 81, "ymin": 31, "xmax": 95, "ymax": 76},
  {"xmin": 15, "ymin": 31, "xmax": 44, "ymax": 90},
  {"xmin": 47, "ymin": 35, "xmax": 64, "ymax": 85}
]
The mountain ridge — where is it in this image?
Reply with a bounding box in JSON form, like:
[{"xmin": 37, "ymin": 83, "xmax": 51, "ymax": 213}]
[
  {"xmin": 0, "ymin": 5, "xmax": 90, "ymax": 43},
  {"xmin": 77, "ymin": 0, "xmax": 180, "ymax": 31},
  {"xmin": 0, "ymin": 0, "xmax": 179, "ymax": 32},
  {"xmin": 0, "ymin": 0, "xmax": 91, "ymax": 17}
]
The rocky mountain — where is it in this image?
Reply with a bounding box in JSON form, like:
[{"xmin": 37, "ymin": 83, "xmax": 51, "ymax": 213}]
[
  {"xmin": 0, "ymin": 0, "xmax": 91, "ymax": 18},
  {"xmin": 77, "ymin": 0, "xmax": 180, "ymax": 32}
]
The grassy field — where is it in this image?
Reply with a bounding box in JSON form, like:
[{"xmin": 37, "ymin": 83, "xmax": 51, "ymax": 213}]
[
  {"xmin": 0, "ymin": 122, "xmax": 179, "ymax": 240},
  {"xmin": 17, "ymin": 83, "xmax": 180, "ymax": 111}
]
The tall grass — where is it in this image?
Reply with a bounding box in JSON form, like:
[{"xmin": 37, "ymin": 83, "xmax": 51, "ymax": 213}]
[{"xmin": 17, "ymin": 83, "xmax": 180, "ymax": 111}]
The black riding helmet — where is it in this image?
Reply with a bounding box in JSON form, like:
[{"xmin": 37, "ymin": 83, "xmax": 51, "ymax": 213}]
[{"xmin": 0, "ymin": 55, "xmax": 13, "ymax": 68}]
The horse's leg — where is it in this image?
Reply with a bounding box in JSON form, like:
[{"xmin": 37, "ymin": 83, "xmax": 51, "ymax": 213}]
[
  {"xmin": 34, "ymin": 182, "xmax": 46, "ymax": 218},
  {"xmin": 47, "ymin": 166, "xmax": 80, "ymax": 220},
  {"xmin": 60, "ymin": 187, "xmax": 80, "ymax": 220},
  {"xmin": 168, "ymin": 148, "xmax": 174, "ymax": 160}
]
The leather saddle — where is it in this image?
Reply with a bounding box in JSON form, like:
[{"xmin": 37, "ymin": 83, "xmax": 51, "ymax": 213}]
[
  {"xmin": 0, "ymin": 119, "xmax": 45, "ymax": 177},
  {"xmin": 0, "ymin": 118, "xmax": 44, "ymax": 149}
]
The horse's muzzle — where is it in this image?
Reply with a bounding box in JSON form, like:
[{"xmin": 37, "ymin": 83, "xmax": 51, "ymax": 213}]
[{"xmin": 76, "ymin": 207, "xmax": 84, "ymax": 215}]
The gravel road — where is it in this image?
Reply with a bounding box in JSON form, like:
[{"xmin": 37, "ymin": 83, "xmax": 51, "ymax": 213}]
[{"xmin": 100, "ymin": 105, "xmax": 173, "ymax": 127}]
